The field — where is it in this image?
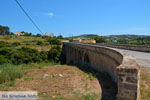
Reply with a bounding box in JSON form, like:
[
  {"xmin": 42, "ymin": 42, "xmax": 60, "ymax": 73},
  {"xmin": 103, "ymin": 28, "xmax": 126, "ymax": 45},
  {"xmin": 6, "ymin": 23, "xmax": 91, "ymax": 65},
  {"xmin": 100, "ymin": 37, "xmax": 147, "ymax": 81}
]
[
  {"xmin": 0, "ymin": 64, "xmax": 101, "ymax": 100},
  {"xmin": 0, "ymin": 35, "xmax": 51, "ymax": 51}
]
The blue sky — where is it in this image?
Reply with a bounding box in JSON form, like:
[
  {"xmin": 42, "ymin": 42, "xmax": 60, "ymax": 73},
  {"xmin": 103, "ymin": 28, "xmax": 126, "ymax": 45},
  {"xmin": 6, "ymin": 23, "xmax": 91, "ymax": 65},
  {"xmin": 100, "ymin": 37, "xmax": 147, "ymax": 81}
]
[{"xmin": 1, "ymin": 0, "xmax": 150, "ymax": 36}]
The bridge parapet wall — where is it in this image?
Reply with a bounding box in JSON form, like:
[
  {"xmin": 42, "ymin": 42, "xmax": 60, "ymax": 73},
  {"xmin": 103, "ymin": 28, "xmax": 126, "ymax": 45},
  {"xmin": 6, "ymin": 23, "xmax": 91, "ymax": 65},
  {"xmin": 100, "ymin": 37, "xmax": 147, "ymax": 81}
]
[
  {"xmin": 99, "ymin": 43, "xmax": 150, "ymax": 52},
  {"xmin": 62, "ymin": 42, "xmax": 140, "ymax": 100}
]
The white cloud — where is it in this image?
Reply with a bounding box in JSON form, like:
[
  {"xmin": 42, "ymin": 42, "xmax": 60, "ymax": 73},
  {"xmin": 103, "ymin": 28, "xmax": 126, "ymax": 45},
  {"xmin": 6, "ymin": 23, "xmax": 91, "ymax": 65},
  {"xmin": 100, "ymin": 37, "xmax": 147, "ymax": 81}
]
[{"xmin": 47, "ymin": 12, "xmax": 54, "ymax": 17}]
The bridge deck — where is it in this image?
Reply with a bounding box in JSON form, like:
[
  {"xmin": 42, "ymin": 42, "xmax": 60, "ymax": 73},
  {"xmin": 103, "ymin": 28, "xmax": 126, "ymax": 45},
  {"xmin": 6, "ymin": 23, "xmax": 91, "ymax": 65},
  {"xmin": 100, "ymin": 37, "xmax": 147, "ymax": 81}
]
[
  {"xmin": 92, "ymin": 43, "xmax": 150, "ymax": 67},
  {"xmin": 113, "ymin": 48, "xmax": 150, "ymax": 67}
]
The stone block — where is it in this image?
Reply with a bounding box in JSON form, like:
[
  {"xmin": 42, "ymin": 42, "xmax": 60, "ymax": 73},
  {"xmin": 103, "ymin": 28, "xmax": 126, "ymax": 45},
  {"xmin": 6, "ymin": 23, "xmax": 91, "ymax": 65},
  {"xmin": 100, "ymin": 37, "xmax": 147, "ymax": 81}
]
[
  {"xmin": 126, "ymin": 76, "xmax": 137, "ymax": 83},
  {"xmin": 124, "ymin": 83, "xmax": 137, "ymax": 90}
]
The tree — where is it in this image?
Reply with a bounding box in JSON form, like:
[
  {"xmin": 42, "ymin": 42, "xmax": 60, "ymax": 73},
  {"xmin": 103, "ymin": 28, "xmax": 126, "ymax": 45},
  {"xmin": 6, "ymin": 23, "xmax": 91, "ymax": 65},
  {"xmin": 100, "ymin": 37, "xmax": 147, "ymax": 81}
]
[
  {"xmin": 20, "ymin": 31, "xmax": 32, "ymax": 36},
  {"xmin": 117, "ymin": 39, "xmax": 128, "ymax": 44},
  {"xmin": 48, "ymin": 45, "xmax": 61, "ymax": 62},
  {"xmin": 24, "ymin": 32, "xmax": 32, "ymax": 36},
  {"xmin": 94, "ymin": 36, "xmax": 106, "ymax": 43},
  {"xmin": 57, "ymin": 35, "xmax": 63, "ymax": 39},
  {"xmin": 0, "ymin": 25, "xmax": 10, "ymax": 35},
  {"xmin": 36, "ymin": 34, "xmax": 42, "ymax": 37},
  {"xmin": 48, "ymin": 37, "xmax": 62, "ymax": 45}
]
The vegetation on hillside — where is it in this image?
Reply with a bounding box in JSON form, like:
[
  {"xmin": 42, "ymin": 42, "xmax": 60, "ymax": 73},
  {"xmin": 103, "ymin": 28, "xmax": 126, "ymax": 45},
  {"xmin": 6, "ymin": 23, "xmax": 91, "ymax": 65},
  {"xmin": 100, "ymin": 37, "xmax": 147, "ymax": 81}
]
[
  {"xmin": 0, "ymin": 25, "xmax": 10, "ymax": 35},
  {"xmin": 69, "ymin": 34, "xmax": 150, "ymax": 45},
  {"xmin": 67, "ymin": 34, "xmax": 106, "ymax": 43},
  {"xmin": 104, "ymin": 35, "xmax": 150, "ymax": 45},
  {"xmin": 0, "ymin": 25, "xmax": 64, "ymax": 84}
]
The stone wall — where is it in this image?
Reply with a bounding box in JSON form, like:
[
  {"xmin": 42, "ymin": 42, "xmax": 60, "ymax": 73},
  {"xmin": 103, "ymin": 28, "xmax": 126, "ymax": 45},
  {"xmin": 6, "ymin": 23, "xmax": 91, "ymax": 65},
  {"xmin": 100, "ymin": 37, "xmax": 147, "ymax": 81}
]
[
  {"xmin": 62, "ymin": 42, "xmax": 140, "ymax": 100},
  {"xmin": 98, "ymin": 43, "xmax": 150, "ymax": 52}
]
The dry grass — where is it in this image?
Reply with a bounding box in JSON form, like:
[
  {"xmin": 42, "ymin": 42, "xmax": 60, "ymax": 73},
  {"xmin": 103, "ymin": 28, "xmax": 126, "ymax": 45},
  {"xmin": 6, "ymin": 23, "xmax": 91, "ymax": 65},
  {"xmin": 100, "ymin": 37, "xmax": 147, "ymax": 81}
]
[
  {"xmin": 0, "ymin": 35, "xmax": 45, "ymax": 43},
  {"xmin": 140, "ymin": 67, "xmax": 150, "ymax": 100},
  {"xmin": 0, "ymin": 65, "xmax": 101, "ymax": 100},
  {"xmin": 0, "ymin": 35, "xmax": 51, "ymax": 51}
]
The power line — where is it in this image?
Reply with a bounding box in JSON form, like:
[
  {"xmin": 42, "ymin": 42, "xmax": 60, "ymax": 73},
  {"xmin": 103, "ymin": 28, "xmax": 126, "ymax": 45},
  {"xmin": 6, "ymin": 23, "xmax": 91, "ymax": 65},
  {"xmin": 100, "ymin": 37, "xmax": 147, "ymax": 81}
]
[{"xmin": 14, "ymin": 0, "xmax": 43, "ymax": 34}]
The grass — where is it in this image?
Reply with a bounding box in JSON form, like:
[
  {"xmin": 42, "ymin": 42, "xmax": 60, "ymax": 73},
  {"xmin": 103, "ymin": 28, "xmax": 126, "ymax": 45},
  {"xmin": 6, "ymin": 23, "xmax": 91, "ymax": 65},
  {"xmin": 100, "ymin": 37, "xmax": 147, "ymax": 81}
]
[
  {"xmin": 82, "ymin": 93, "xmax": 98, "ymax": 100},
  {"xmin": 42, "ymin": 93, "xmax": 99, "ymax": 100},
  {"xmin": 6, "ymin": 81, "xmax": 16, "ymax": 87},
  {"xmin": 0, "ymin": 64, "xmax": 101, "ymax": 100},
  {"xmin": 0, "ymin": 35, "xmax": 46, "ymax": 44},
  {"xmin": 0, "ymin": 65, "xmax": 23, "ymax": 84},
  {"xmin": 0, "ymin": 35, "xmax": 51, "ymax": 51},
  {"xmin": 140, "ymin": 67, "xmax": 150, "ymax": 100},
  {"xmin": 0, "ymin": 62, "xmax": 60, "ymax": 84}
]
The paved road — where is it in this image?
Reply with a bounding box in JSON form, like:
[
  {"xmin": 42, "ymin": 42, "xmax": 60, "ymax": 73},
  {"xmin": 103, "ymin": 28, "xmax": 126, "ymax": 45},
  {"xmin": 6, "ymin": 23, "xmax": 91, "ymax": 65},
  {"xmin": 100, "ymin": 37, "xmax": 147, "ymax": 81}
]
[
  {"xmin": 84, "ymin": 43, "xmax": 150, "ymax": 67},
  {"xmin": 113, "ymin": 48, "xmax": 150, "ymax": 67}
]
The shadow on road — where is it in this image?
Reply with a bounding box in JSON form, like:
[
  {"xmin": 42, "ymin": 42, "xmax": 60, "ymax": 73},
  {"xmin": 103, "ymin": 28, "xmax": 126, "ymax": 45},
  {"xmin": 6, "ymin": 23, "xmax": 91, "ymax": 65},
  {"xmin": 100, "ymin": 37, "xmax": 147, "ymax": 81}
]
[{"xmin": 77, "ymin": 64, "xmax": 117, "ymax": 100}]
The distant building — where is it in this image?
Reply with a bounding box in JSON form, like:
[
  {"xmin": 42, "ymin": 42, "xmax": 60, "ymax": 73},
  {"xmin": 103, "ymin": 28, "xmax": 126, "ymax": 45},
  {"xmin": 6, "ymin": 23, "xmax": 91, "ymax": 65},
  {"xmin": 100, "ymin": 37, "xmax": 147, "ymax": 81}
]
[
  {"xmin": 81, "ymin": 38, "xmax": 96, "ymax": 43},
  {"xmin": 73, "ymin": 38, "xmax": 82, "ymax": 43},
  {"xmin": 81, "ymin": 39, "xmax": 96, "ymax": 43},
  {"xmin": 72, "ymin": 37, "xmax": 96, "ymax": 43},
  {"xmin": 62, "ymin": 40, "xmax": 69, "ymax": 43},
  {"xmin": 15, "ymin": 32, "xmax": 24, "ymax": 36},
  {"xmin": 45, "ymin": 32, "xmax": 54, "ymax": 37}
]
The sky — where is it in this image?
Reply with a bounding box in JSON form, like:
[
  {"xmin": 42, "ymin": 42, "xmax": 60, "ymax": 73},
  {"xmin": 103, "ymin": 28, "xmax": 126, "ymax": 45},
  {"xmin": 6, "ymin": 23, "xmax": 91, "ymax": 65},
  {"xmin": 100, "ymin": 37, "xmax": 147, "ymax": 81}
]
[{"xmin": 1, "ymin": 0, "xmax": 150, "ymax": 36}]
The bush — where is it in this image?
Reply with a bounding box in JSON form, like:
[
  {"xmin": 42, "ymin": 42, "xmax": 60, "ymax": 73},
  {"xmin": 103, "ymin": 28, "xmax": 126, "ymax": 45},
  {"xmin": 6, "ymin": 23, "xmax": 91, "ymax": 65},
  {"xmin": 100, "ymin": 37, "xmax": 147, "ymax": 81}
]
[
  {"xmin": 0, "ymin": 47, "xmax": 47, "ymax": 65},
  {"xmin": 36, "ymin": 41, "xmax": 44, "ymax": 45},
  {"xmin": 94, "ymin": 36, "xmax": 106, "ymax": 43},
  {"xmin": 0, "ymin": 45, "xmax": 62, "ymax": 65},
  {"xmin": 47, "ymin": 37, "xmax": 62, "ymax": 45},
  {"xmin": 11, "ymin": 42, "xmax": 21, "ymax": 47},
  {"xmin": 48, "ymin": 45, "xmax": 61, "ymax": 62},
  {"xmin": 40, "ymin": 51, "xmax": 48, "ymax": 61},
  {"xmin": 0, "ymin": 48, "xmax": 14, "ymax": 58},
  {"xmin": 35, "ymin": 34, "xmax": 42, "ymax": 37},
  {"xmin": 0, "ymin": 65, "xmax": 23, "ymax": 84},
  {"xmin": 0, "ymin": 55, "xmax": 8, "ymax": 64},
  {"xmin": 0, "ymin": 41, "xmax": 9, "ymax": 48},
  {"xmin": 11, "ymin": 47, "xmax": 42, "ymax": 64}
]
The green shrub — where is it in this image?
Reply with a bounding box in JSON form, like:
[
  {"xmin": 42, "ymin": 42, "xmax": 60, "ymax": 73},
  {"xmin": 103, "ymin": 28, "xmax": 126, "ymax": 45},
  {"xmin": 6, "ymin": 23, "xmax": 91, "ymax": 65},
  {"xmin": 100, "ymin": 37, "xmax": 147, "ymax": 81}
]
[
  {"xmin": 11, "ymin": 47, "xmax": 42, "ymax": 64},
  {"xmin": 0, "ymin": 65, "xmax": 23, "ymax": 84},
  {"xmin": 40, "ymin": 51, "xmax": 48, "ymax": 61},
  {"xmin": 3, "ymin": 67, "xmax": 23, "ymax": 80},
  {"xmin": 0, "ymin": 71, "xmax": 9, "ymax": 83},
  {"xmin": 11, "ymin": 42, "xmax": 21, "ymax": 47},
  {"xmin": 94, "ymin": 36, "xmax": 106, "ymax": 43},
  {"xmin": 0, "ymin": 48, "xmax": 14, "ymax": 64},
  {"xmin": 48, "ymin": 45, "xmax": 61, "ymax": 62},
  {"xmin": 0, "ymin": 45, "xmax": 62, "ymax": 65},
  {"xmin": 48, "ymin": 38, "xmax": 62, "ymax": 45},
  {"xmin": 35, "ymin": 34, "xmax": 42, "ymax": 37},
  {"xmin": 6, "ymin": 81, "xmax": 16, "ymax": 87},
  {"xmin": 0, "ymin": 41, "xmax": 9, "ymax": 48},
  {"xmin": 83, "ymin": 93, "xmax": 97, "ymax": 100},
  {"xmin": 36, "ymin": 41, "xmax": 44, "ymax": 45},
  {"xmin": 0, "ymin": 55, "xmax": 9, "ymax": 64},
  {"xmin": 0, "ymin": 48, "xmax": 14, "ymax": 60}
]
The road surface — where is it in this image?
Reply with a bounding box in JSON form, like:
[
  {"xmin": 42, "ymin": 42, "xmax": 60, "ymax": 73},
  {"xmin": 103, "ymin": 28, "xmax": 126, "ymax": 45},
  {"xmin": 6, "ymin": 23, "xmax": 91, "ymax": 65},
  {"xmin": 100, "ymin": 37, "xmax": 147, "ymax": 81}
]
[
  {"xmin": 113, "ymin": 48, "xmax": 150, "ymax": 67},
  {"xmin": 85, "ymin": 43, "xmax": 150, "ymax": 67}
]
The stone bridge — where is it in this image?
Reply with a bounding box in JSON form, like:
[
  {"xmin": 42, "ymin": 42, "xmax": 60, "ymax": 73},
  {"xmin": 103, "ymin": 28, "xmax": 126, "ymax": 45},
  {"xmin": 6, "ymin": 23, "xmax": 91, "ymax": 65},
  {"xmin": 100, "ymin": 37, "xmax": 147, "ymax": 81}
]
[{"xmin": 62, "ymin": 42, "xmax": 140, "ymax": 100}]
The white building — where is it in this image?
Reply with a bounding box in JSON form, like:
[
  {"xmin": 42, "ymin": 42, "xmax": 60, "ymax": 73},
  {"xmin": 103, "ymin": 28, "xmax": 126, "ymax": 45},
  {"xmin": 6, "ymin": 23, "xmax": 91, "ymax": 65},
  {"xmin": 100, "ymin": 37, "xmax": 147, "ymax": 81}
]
[
  {"xmin": 15, "ymin": 32, "xmax": 24, "ymax": 36},
  {"xmin": 73, "ymin": 38, "xmax": 82, "ymax": 43},
  {"xmin": 45, "ymin": 32, "xmax": 54, "ymax": 37}
]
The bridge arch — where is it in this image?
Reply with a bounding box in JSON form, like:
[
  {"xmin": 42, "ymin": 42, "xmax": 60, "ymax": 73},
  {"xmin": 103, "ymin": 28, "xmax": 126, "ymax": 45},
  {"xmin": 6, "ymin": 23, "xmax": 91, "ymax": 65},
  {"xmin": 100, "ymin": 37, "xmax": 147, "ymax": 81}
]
[{"xmin": 83, "ymin": 52, "xmax": 90, "ymax": 64}]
